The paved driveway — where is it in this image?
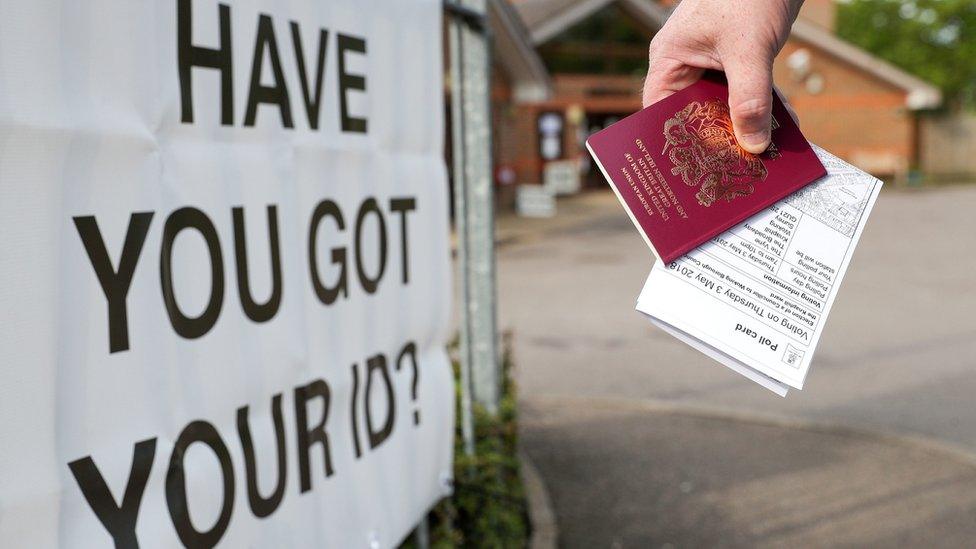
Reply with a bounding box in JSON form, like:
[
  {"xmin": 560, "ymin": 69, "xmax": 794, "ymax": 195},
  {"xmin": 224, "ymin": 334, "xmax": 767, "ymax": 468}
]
[{"xmin": 497, "ymin": 186, "xmax": 976, "ymax": 546}]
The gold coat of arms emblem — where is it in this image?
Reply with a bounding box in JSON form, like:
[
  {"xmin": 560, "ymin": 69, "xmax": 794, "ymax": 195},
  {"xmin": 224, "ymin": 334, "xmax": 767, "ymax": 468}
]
[{"xmin": 662, "ymin": 99, "xmax": 779, "ymax": 207}]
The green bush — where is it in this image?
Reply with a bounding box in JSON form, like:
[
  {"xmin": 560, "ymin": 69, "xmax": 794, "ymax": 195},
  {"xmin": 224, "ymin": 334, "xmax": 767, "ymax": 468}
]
[{"xmin": 403, "ymin": 335, "xmax": 529, "ymax": 548}]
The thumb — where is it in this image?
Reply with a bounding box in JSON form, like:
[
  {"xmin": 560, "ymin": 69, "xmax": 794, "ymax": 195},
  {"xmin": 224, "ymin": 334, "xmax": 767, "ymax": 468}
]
[{"xmin": 724, "ymin": 56, "xmax": 774, "ymax": 154}]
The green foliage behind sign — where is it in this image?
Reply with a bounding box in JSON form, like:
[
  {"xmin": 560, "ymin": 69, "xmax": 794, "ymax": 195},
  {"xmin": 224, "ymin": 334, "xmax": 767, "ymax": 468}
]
[{"xmin": 401, "ymin": 335, "xmax": 530, "ymax": 548}]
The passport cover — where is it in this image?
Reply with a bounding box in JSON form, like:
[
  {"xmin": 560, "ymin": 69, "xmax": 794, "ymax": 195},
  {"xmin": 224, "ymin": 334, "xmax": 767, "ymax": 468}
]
[{"xmin": 585, "ymin": 74, "xmax": 826, "ymax": 264}]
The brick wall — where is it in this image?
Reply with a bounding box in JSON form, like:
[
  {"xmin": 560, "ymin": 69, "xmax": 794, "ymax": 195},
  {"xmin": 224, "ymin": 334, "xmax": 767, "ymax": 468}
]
[
  {"xmin": 535, "ymin": 55, "xmax": 916, "ymax": 178},
  {"xmin": 774, "ymin": 39, "xmax": 913, "ymax": 176},
  {"xmin": 495, "ymin": 102, "xmax": 542, "ymax": 184}
]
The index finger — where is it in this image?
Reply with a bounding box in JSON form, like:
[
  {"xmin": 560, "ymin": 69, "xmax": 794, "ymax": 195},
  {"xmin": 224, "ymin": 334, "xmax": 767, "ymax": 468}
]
[{"xmin": 642, "ymin": 59, "xmax": 705, "ymax": 108}]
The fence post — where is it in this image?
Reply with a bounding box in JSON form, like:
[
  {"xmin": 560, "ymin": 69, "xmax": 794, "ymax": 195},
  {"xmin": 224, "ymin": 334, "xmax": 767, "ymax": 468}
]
[
  {"xmin": 448, "ymin": 0, "xmax": 501, "ymax": 426},
  {"xmin": 413, "ymin": 2, "xmax": 497, "ymax": 544}
]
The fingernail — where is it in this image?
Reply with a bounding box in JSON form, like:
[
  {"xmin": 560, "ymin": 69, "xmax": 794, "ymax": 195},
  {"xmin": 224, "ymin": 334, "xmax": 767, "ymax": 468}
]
[{"xmin": 738, "ymin": 130, "xmax": 770, "ymax": 154}]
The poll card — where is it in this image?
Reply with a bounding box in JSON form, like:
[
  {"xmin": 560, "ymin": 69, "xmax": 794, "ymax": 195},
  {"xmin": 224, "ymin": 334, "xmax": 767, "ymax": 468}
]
[{"xmin": 636, "ymin": 145, "xmax": 882, "ymax": 395}]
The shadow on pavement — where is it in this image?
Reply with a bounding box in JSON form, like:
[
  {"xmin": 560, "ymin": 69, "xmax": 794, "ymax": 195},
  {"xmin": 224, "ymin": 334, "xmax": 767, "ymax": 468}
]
[{"xmin": 521, "ymin": 397, "xmax": 976, "ymax": 548}]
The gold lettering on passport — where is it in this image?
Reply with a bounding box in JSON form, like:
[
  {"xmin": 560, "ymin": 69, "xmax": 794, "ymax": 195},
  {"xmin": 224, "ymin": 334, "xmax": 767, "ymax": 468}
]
[{"xmin": 662, "ymin": 99, "xmax": 780, "ymax": 207}]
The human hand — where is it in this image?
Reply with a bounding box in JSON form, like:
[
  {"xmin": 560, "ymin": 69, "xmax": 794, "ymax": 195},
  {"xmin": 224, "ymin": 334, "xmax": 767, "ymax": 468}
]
[{"xmin": 642, "ymin": 0, "xmax": 804, "ymax": 154}]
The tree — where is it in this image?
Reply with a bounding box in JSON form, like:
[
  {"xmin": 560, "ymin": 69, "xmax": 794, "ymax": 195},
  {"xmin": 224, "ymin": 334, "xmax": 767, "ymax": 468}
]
[{"xmin": 836, "ymin": 0, "xmax": 976, "ymax": 109}]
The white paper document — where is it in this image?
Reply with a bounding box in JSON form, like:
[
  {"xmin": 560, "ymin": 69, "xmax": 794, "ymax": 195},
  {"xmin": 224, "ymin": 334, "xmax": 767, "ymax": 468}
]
[{"xmin": 636, "ymin": 146, "xmax": 882, "ymax": 395}]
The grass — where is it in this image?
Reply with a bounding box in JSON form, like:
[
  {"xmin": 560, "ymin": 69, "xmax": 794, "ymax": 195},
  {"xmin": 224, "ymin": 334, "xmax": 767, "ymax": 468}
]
[{"xmin": 402, "ymin": 334, "xmax": 530, "ymax": 548}]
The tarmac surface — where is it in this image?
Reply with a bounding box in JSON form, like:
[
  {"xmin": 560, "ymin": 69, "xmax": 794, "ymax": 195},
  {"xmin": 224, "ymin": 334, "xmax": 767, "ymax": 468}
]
[{"xmin": 496, "ymin": 186, "xmax": 976, "ymax": 547}]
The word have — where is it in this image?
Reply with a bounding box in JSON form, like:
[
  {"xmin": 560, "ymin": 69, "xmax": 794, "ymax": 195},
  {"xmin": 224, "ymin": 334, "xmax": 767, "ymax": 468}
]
[
  {"xmin": 73, "ymin": 197, "xmax": 416, "ymax": 354},
  {"xmin": 69, "ymin": 341, "xmax": 419, "ymax": 549},
  {"xmin": 179, "ymin": 0, "xmax": 368, "ymax": 132}
]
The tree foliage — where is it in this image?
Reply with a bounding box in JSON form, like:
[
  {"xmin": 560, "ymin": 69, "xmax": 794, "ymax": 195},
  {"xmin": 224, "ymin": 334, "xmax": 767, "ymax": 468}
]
[{"xmin": 836, "ymin": 0, "xmax": 976, "ymax": 109}]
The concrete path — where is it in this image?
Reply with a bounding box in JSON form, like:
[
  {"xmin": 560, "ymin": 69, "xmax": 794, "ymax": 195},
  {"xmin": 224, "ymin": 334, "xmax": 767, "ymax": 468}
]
[{"xmin": 497, "ymin": 186, "xmax": 976, "ymax": 546}]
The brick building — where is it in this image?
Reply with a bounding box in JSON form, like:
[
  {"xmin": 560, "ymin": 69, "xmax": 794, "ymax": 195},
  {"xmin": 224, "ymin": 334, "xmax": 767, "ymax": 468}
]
[{"xmin": 487, "ymin": 0, "xmax": 941, "ymax": 201}]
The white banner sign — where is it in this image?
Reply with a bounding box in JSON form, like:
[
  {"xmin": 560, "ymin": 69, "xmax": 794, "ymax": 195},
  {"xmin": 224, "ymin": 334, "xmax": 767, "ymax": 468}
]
[{"xmin": 0, "ymin": 0, "xmax": 453, "ymax": 547}]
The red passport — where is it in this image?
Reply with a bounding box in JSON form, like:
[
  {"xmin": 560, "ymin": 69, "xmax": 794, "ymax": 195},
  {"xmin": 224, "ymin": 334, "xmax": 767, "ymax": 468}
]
[{"xmin": 585, "ymin": 75, "xmax": 826, "ymax": 264}]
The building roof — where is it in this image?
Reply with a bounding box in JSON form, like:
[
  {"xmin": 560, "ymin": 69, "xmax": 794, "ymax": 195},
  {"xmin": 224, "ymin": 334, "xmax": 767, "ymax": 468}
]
[
  {"xmin": 507, "ymin": 0, "xmax": 942, "ymax": 109},
  {"xmin": 511, "ymin": 0, "xmax": 670, "ymax": 44},
  {"xmin": 489, "ymin": 0, "xmax": 553, "ymax": 102}
]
